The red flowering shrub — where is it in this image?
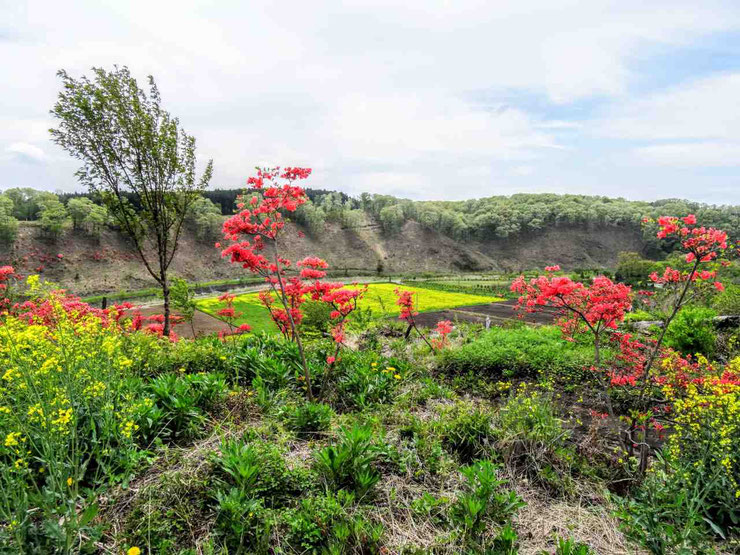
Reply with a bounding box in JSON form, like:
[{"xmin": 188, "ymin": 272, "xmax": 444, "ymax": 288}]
[
  {"xmin": 511, "ymin": 268, "xmax": 632, "ymax": 365},
  {"xmin": 512, "ymin": 215, "xmax": 734, "ymax": 472},
  {"xmin": 430, "ymin": 319, "xmax": 453, "ymax": 351},
  {"xmin": 218, "ymin": 167, "xmax": 366, "ymax": 399},
  {"xmin": 394, "ymin": 288, "xmax": 452, "ymax": 352}
]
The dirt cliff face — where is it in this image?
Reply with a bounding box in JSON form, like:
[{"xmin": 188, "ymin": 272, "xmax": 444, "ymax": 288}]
[{"xmin": 0, "ymin": 220, "xmax": 646, "ymax": 296}]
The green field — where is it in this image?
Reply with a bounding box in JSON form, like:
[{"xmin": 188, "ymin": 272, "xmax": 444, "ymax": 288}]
[{"xmin": 196, "ymin": 282, "xmax": 501, "ymax": 332}]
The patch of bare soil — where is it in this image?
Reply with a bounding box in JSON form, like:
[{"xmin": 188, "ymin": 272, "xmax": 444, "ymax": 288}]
[
  {"xmin": 412, "ymin": 299, "xmax": 559, "ymax": 328},
  {"xmin": 137, "ymin": 305, "xmax": 230, "ymax": 339}
]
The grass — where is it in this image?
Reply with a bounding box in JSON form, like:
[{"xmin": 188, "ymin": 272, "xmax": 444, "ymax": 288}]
[{"xmin": 196, "ymin": 282, "xmax": 502, "ymax": 332}]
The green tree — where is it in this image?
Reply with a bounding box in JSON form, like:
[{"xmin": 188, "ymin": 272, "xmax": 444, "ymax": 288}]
[
  {"xmin": 186, "ymin": 197, "xmax": 222, "ymax": 241},
  {"xmin": 84, "ymin": 203, "xmax": 109, "ymax": 239},
  {"xmin": 378, "ymin": 204, "xmax": 405, "ymax": 234},
  {"xmin": 0, "ymin": 194, "xmax": 19, "ymax": 244},
  {"xmin": 50, "ymin": 66, "xmax": 213, "ymax": 336},
  {"xmin": 67, "ymin": 197, "xmax": 96, "ymax": 230},
  {"xmin": 38, "ymin": 194, "xmax": 68, "ymax": 239},
  {"xmin": 169, "ymin": 277, "xmax": 197, "ymax": 337},
  {"xmin": 4, "ymin": 188, "xmax": 57, "ymax": 220}
]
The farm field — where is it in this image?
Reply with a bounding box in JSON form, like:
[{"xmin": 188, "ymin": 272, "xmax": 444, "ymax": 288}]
[{"xmin": 196, "ymin": 282, "xmax": 503, "ymax": 332}]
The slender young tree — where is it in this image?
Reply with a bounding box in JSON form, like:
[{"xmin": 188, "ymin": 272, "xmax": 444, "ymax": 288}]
[{"xmin": 50, "ymin": 66, "xmax": 213, "ymax": 336}]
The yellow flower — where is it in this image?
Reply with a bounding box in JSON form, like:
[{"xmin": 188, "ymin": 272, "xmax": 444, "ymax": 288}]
[
  {"xmin": 393, "ymin": 374, "xmax": 401, "ymax": 380},
  {"xmin": 4, "ymin": 432, "xmax": 22, "ymax": 448},
  {"xmin": 67, "ymin": 477, "xmax": 73, "ymax": 486},
  {"xmin": 127, "ymin": 548, "xmax": 141, "ymax": 555}
]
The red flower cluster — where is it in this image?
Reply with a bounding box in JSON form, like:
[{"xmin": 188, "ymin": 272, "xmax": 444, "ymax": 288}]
[
  {"xmin": 297, "ymin": 256, "xmax": 329, "ymax": 279},
  {"xmin": 430, "ymin": 319, "xmax": 454, "ymax": 350},
  {"xmin": 395, "ymin": 288, "xmax": 418, "ymax": 322},
  {"xmin": 655, "ymin": 214, "xmax": 728, "ymax": 263},
  {"xmin": 511, "ymin": 273, "xmax": 632, "ymax": 339}
]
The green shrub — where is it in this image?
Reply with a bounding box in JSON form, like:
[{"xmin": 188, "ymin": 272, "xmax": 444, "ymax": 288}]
[
  {"xmin": 214, "ymin": 488, "xmax": 271, "ymax": 553},
  {"xmin": 333, "ymin": 354, "xmax": 406, "ymax": 410},
  {"xmin": 554, "ymin": 536, "xmax": 594, "ymax": 554},
  {"xmin": 315, "ymin": 424, "xmax": 383, "ymax": 499},
  {"xmin": 398, "ymin": 416, "xmax": 451, "ymax": 478},
  {"xmin": 440, "ymin": 326, "xmax": 596, "ymax": 382},
  {"xmin": 282, "ymin": 491, "xmax": 384, "ymax": 554},
  {"xmin": 212, "ymin": 438, "xmax": 303, "ymax": 507},
  {"xmin": 142, "ymin": 372, "xmax": 226, "ymax": 443},
  {"xmin": 623, "ymin": 309, "xmax": 657, "ymax": 323},
  {"xmin": 132, "ymin": 334, "xmax": 237, "ymax": 377},
  {"xmin": 713, "ymin": 284, "xmax": 740, "ymax": 315},
  {"xmin": 121, "ymin": 470, "xmax": 211, "ymax": 555},
  {"xmin": 281, "ymin": 402, "xmax": 334, "ymax": 437},
  {"xmin": 495, "ymin": 387, "xmax": 576, "ymax": 494},
  {"xmin": 300, "ymin": 300, "xmax": 334, "ymax": 335},
  {"xmin": 436, "ymin": 401, "xmax": 495, "ymax": 463},
  {"xmin": 449, "ymin": 460, "xmax": 525, "ymax": 542},
  {"xmin": 664, "ymin": 306, "xmax": 717, "ymax": 357}
]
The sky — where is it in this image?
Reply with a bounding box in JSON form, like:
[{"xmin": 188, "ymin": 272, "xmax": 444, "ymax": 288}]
[{"xmin": 2, "ymin": 0, "xmax": 740, "ymax": 204}]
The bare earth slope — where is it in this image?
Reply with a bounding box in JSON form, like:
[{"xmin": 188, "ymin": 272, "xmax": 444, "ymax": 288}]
[{"xmin": 1, "ymin": 220, "xmax": 645, "ymax": 296}]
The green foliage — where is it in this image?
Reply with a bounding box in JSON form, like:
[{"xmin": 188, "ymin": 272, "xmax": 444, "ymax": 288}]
[
  {"xmin": 142, "ymin": 372, "xmax": 226, "ymax": 442},
  {"xmin": 281, "ymin": 401, "xmax": 334, "ymax": 437},
  {"xmin": 449, "ymin": 460, "xmax": 525, "ymax": 542},
  {"xmin": 3, "ymin": 187, "xmax": 57, "ymax": 220},
  {"xmin": 169, "ymin": 277, "xmax": 197, "ymax": 335},
  {"xmin": 334, "ymin": 358, "xmax": 403, "ymax": 410},
  {"xmin": 0, "ymin": 194, "xmax": 18, "ymax": 243},
  {"xmin": 212, "ymin": 438, "xmax": 303, "ymax": 507},
  {"xmin": 37, "ymin": 194, "xmax": 68, "ymax": 238},
  {"xmin": 436, "ymin": 401, "xmax": 495, "ymax": 463},
  {"xmin": 554, "ymin": 536, "xmax": 594, "ymax": 555},
  {"xmin": 283, "ymin": 491, "xmax": 384, "ymax": 554},
  {"xmin": 214, "ymin": 488, "xmax": 271, "ymax": 553},
  {"xmin": 664, "ymin": 306, "xmax": 718, "ymax": 357},
  {"xmin": 496, "ymin": 388, "xmax": 576, "ymax": 494},
  {"xmin": 121, "ymin": 470, "xmax": 211, "ymax": 555},
  {"xmin": 301, "ymin": 299, "xmax": 334, "ymax": 335},
  {"xmin": 379, "ymin": 204, "xmax": 405, "ymax": 234},
  {"xmin": 713, "ymin": 284, "xmax": 740, "ymax": 315},
  {"xmin": 315, "ymin": 424, "xmax": 382, "ymax": 499},
  {"xmin": 186, "ymin": 196, "xmax": 222, "ymax": 241},
  {"xmin": 623, "ymin": 309, "xmax": 658, "ymax": 323},
  {"xmin": 617, "ymin": 456, "xmax": 728, "ymax": 554},
  {"xmin": 441, "ymin": 325, "xmax": 597, "ymax": 382},
  {"xmin": 615, "ymin": 251, "xmax": 661, "ymax": 284}
]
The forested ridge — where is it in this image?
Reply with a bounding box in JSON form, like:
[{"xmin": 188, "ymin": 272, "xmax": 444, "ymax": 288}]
[{"xmin": 3, "ymin": 187, "xmax": 739, "ymax": 258}]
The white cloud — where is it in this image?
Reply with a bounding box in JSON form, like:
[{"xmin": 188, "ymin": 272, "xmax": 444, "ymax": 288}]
[
  {"xmin": 510, "ymin": 165, "xmax": 535, "ymax": 176},
  {"xmin": 601, "ymin": 73, "xmax": 740, "ymax": 141},
  {"xmin": 635, "ymin": 142, "xmax": 740, "ymax": 167},
  {"xmin": 3, "ymin": 0, "xmax": 740, "ymax": 199},
  {"xmin": 6, "ymin": 142, "xmax": 46, "ymax": 162}
]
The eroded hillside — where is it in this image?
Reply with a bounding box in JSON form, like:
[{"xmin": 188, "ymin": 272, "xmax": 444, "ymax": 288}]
[{"xmin": 1, "ymin": 220, "xmax": 646, "ymax": 296}]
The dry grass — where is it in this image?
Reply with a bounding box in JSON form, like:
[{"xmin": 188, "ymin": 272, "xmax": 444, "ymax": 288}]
[{"xmin": 514, "ymin": 483, "xmax": 645, "ymax": 555}]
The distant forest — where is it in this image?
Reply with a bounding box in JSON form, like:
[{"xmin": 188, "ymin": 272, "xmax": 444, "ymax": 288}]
[{"xmin": 3, "ymin": 186, "xmax": 739, "ymax": 258}]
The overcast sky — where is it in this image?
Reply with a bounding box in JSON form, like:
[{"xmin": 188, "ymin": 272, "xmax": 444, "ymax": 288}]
[{"xmin": 2, "ymin": 1, "xmax": 740, "ymax": 204}]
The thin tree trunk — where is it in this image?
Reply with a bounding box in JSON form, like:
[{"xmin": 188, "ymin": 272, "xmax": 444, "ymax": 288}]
[{"xmin": 162, "ymin": 276, "xmax": 171, "ymax": 337}]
